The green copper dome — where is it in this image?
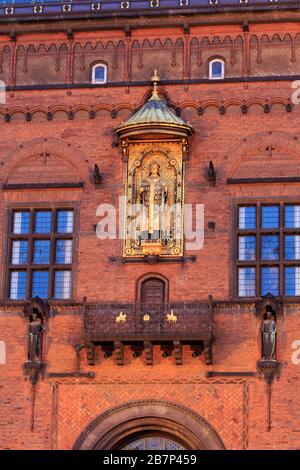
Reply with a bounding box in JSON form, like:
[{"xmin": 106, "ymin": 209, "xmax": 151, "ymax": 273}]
[
  {"xmin": 116, "ymin": 71, "xmax": 193, "ymax": 138},
  {"xmin": 120, "ymin": 93, "xmax": 190, "ymax": 128}
]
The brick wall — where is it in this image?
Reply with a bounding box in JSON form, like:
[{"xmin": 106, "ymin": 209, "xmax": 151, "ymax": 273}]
[
  {"xmin": 1, "ymin": 22, "xmax": 300, "ymax": 87},
  {"xmin": 0, "ymin": 15, "xmax": 300, "ymax": 449}
]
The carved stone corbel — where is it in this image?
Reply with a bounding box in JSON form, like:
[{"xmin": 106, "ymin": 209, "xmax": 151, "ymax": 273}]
[
  {"xmin": 257, "ymin": 359, "xmax": 280, "ymax": 432},
  {"xmin": 144, "ymin": 341, "xmax": 153, "ymax": 365},
  {"xmin": 23, "ymin": 361, "xmax": 46, "ymax": 386},
  {"xmin": 75, "ymin": 341, "xmax": 96, "ymax": 366},
  {"xmin": 257, "ymin": 359, "xmax": 280, "ymax": 386},
  {"xmin": 84, "ymin": 341, "xmax": 96, "ymax": 366},
  {"xmin": 204, "ymin": 340, "xmax": 213, "ymax": 365},
  {"xmin": 114, "ymin": 341, "xmax": 124, "ymax": 365},
  {"xmin": 173, "ymin": 340, "xmax": 183, "ymax": 365}
]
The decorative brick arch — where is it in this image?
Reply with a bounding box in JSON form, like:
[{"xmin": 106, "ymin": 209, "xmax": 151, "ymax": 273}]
[
  {"xmin": 223, "ymin": 130, "xmax": 300, "ymax": 181},
  {"xmin": 73, "ymin": 400, "xmax": 225, "ymax": 450},
  {"xmin": 0, "ymin": 137, "xmax": 91, "ymax": 185}
]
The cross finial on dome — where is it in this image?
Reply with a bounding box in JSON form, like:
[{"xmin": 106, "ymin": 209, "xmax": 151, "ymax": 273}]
[{"xmin": 150, "ymin": 69, "xmax": 160, "ymax": 100}]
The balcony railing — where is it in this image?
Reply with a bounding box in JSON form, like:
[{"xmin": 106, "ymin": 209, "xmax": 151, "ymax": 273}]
[{"xmin": 84, "ymin": 302, "xmax": 213, "ymax": 341}]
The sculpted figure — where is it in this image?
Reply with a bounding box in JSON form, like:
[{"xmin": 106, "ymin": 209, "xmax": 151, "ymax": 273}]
[
  {"xmin": 262, "ymin": 311, "xmax": 277, "ymax": 360},
  {"xmin": 93, "ymin": 164, "xmax": 101, "ymax": 184},
  {"xmin": 28, "ymin": 313, "xmax": 44, "ymax": 362},
  {"xmin": 139, "ymin": 162, "xmax": 168, "ymax": 241}
]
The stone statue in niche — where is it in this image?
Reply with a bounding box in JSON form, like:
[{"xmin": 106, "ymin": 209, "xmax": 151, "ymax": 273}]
[
  {"xmin": 139, "ymin": 161, "xmax": 168, "ymax": 241},
  {"xmin": 262, "ymin": 310, "xmax": 277, "ymax": 360},
  {"xmin": 93, "ymin": 164, "xmax": 101, "ymax": 185},
  {"xmin": 27, "ymin": 312, "xmax": 44, "ymax": 362}
]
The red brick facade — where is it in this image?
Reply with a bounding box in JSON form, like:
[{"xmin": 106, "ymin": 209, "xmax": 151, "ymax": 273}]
[{"xmin": 0, "ymin": 4, "xmax": 300, "ymax": 450}]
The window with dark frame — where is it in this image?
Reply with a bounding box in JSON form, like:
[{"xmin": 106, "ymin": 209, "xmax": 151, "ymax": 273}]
[
  {"xmin": 236, "ymin": 204, "xmax": 300, "ymax": 298},
  {"xmin": 8, "ymin": 208, "xmax": 74, "ymax": 301}
]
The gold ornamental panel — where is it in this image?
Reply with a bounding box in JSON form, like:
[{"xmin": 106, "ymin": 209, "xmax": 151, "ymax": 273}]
[{"xmin": 123, "ymin": 140, "xmax": 185, "ymax": 259}]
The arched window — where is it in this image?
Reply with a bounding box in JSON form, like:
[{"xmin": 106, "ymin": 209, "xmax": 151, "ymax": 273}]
[
  {"xmin": 121, "ymin": 435, "xmax": 186, "ymax": 450},
  {"xmin": 209, "ymin": 58, "xmax": 225, "ymax": 80},
  {"xmin": 91, "ymin": 63, "xmax": 107, "ymax": 84}
]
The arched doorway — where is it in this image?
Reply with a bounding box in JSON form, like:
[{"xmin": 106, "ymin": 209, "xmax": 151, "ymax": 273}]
[
  {"xmin": 73, "ymin": 400, "xmax": 225, "ymax": 450},
  {"xmin": 141, "ymin": 277, "xmax": 165, "ymax": 305},
  {"xmin": 136, "ymin": 273, "xmax": 168, "ymax": 306}
]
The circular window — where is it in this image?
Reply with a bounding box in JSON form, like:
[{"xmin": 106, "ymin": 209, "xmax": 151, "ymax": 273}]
[{"xmin": 122, "ymin": 436, "xmax": 186, "ymax": 450}]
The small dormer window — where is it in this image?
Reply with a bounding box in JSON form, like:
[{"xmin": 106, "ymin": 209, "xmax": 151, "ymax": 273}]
[
  {"xmin": 91, "ymin": 63, "xmax": 107, "ymax": 84},
  {"xmin": 209, "ymin": 59, "xmax": 225, "ymax": 80}
]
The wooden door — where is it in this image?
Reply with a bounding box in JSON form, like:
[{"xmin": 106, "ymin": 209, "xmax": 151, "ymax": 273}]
[{"xmin": 141, "ymin": 278, "xmax": 165, "ymax": 306}]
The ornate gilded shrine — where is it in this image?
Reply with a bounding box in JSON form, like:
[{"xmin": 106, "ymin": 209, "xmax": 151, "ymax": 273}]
[{"xmin": 116, "ymin": 71, "xmax": 193, "ymax": 260}]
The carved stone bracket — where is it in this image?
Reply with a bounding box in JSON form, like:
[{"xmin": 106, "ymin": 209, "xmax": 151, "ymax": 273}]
[
  {"xmin": 257, "ymin": 359, "xmax": 280, "ymax": 386},
  {"xmin": 23, "ymin": 360, "xmax": 46, "ymax": 386},
  {"xmin": 144, "ymin": 341, "xmax": 153, "ymax": 365},
  {"xmin": 75, "ymin": 341, "xmax": 96, "ymax": 366},
  {"xmin": 84, "ymin": 341, "xmax": 96, "ymax": 366},
  {"xmin": 257, "ymin": 359, "xmax": 281, "ymax": 432},
  {"xmin": 173, "ymin": 340, "xmax": 183, "ymax": 365},
  {"xmin": 114, "ymin": 341, "xmax": 124, "ymax": 365},
  {"xmin": 204, "ymin": 340, "xmax": 213, "ymax": 365}
]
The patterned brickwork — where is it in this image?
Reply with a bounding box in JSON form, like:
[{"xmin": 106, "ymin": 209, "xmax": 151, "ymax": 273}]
[{"xmin": 54, "ymin": 379, "xmax": 247, "ymax": 450}]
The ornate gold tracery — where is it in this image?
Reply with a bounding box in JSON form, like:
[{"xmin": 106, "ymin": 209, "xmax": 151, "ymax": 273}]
[{"xmin": 122, "ymin": 139, "xmax": 186, "ymax": 258}]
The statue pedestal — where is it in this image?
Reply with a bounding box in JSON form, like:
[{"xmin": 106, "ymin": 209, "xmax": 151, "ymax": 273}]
[
  {"xmin": 23, "ymin": 360, "xmax": 46, "ymax": 385},
  {"xmin": 141, "ymin": 241, "xmax": 163, "ymax": 256},
  {"xmin": 257, "ymin": 359, "xmax": 280, "ymax": 385}
]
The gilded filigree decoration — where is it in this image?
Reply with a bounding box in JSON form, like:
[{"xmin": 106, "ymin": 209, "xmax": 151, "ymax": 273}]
[{"xmin": 115, "ymin": 311, "xmax": 127, "ymax": 324}]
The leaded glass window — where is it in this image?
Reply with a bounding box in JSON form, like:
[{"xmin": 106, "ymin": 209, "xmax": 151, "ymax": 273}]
[
  {"xmin": 236, "ymin": 203, "xmax": 300, "ymax": 297},
  {"xmin": 8, "ymin": 208, "xmax": 74, "ymax": 300},
  {"xmin": 122, "ymin": 436, "xmax": 186, "ymax": 450}
]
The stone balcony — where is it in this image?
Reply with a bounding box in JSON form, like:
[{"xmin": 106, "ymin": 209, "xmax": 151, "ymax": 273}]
[{"xmin": 82, "ymin": 301, "xmax": 214, "ymax": 366}]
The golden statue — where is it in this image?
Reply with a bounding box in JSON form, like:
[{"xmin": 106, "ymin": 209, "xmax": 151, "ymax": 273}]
[
  {"xmin": 167, "ymin": 310, "xmax": 177, "ymax": 323},
  {"xmin": 115, "ymin": 311, "xmax": 127, "ymax": 324},
  {"xmin": 139, "ymin": 161, "xmax": 168, "ymax": 241}
]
